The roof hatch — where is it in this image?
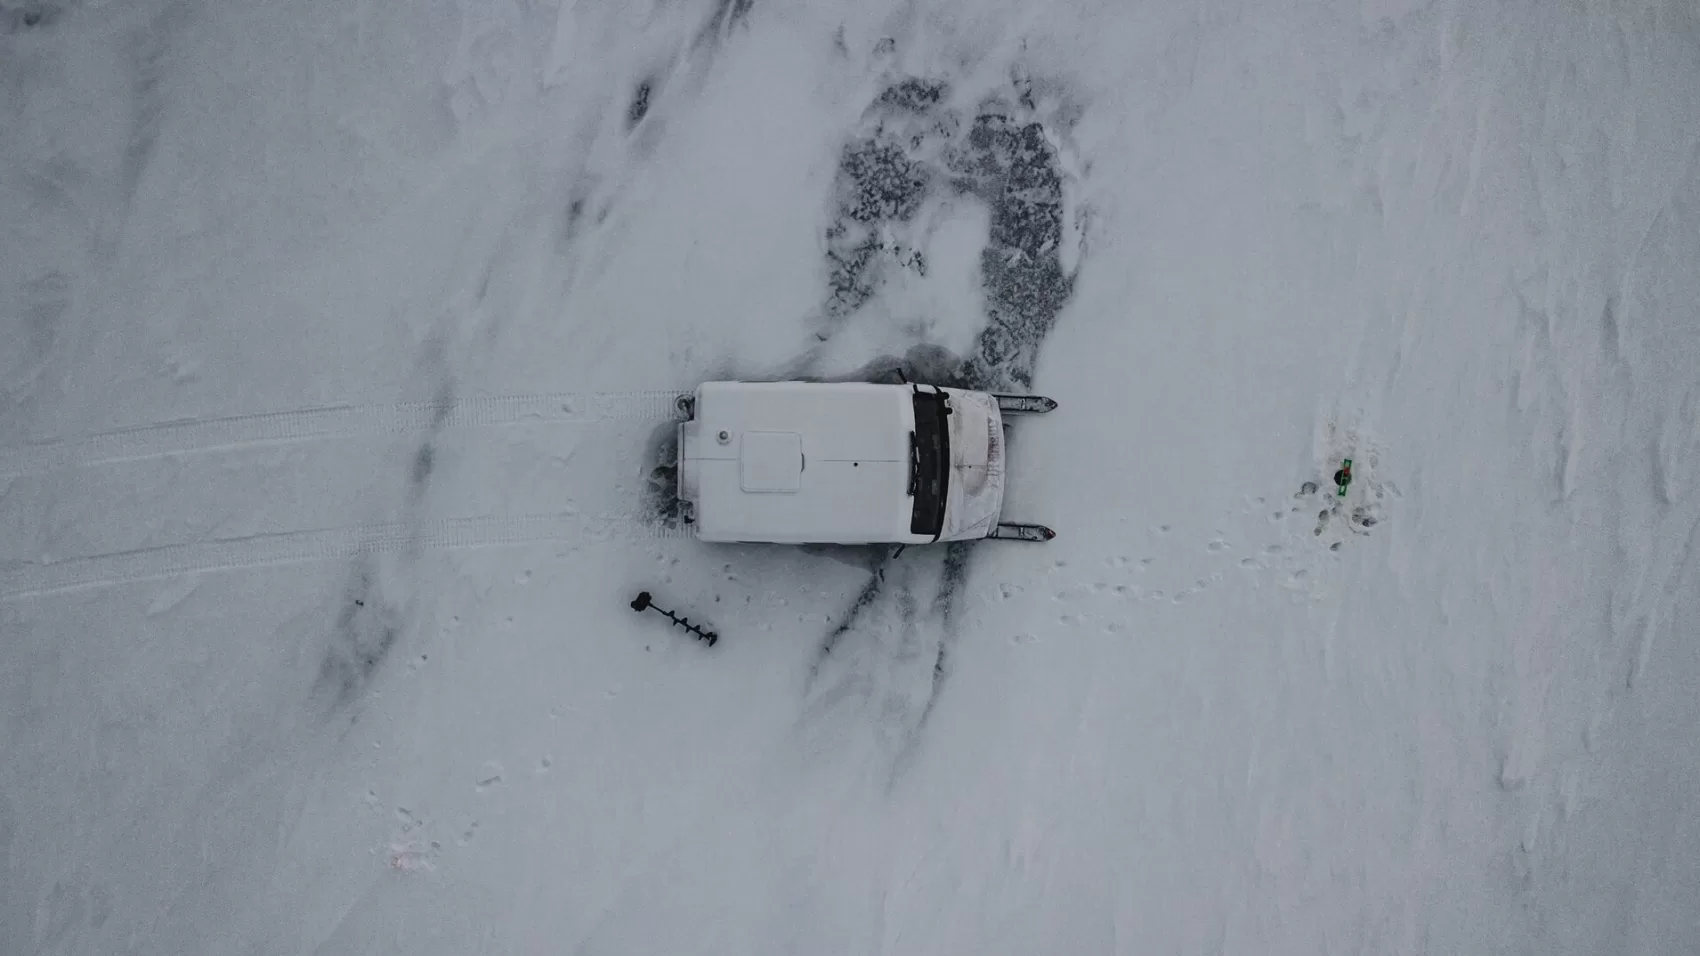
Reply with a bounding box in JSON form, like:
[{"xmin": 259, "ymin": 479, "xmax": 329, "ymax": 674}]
[{"xmin": 739, "ymin": 431, "xmax": 803, "ymax": 493}]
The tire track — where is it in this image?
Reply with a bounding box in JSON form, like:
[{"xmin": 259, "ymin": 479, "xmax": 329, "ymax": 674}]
[
  {"xmin": 0, "ymin": 389, "xmax": 692, "ymax": 478},
  {"xmin": 0, "ymin": 512, "xmax": 692, "ymax": 601}
]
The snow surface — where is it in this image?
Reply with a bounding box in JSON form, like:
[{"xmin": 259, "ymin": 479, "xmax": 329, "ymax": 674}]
[{"xmin": 3, "ymin": 0, "xmax": 1698, "ymax": 953}]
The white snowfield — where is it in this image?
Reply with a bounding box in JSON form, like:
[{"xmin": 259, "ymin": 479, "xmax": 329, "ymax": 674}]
[{"xmin": 2, "ymin": 0, "xmax": 1697, "ymax": 954}]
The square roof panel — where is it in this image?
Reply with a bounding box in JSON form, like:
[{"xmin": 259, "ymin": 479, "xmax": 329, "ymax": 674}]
[{"xmin": 739, "ymin": 431, "xmax": 803, "ymax": 493}]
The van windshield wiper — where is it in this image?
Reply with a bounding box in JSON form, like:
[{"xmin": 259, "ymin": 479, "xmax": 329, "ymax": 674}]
[{"xmin": 907, "ymin": 430, "xmax": 919, "ymax": 496}]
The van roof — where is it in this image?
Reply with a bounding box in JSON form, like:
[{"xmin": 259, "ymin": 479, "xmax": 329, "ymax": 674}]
[{"xmin": 679, "ymin": 382, "xmax": 921, "ymax": 543}]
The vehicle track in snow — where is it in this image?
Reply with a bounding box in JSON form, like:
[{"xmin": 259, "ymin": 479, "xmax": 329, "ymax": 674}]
[
  {"xmin": 0, "ymin": 512, "xmax": 691, "ymax": 601},
  {"xmin": 0, "ymin": 389, "xmax": 691, "ymax": 478},
  {"xmin": 797, "ymin": 71, "xmax": 1082, "ymax": 775}
]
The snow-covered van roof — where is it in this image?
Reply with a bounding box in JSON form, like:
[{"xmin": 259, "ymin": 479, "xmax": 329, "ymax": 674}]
[
  {"xmin": 677, "ymin": 381, "xmax": 1008, "ymax": 545},
  {"xmin": 678, "ymin": 381, "xmax": 918, "ymax": 544}
]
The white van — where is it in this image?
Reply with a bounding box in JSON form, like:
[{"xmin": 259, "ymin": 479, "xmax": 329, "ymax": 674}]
[{"xmin": 676, "ymin": 381, "xmax": 1054, "ymax": 545}]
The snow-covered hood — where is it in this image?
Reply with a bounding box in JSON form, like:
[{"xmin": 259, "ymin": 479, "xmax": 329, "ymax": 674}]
[{"xmin": 940, "ymin": 389, "xmax": 1005, "ymax": 541}]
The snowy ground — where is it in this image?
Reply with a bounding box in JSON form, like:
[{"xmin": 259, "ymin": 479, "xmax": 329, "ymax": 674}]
[{"xmin": 3, "ymin": 0, "xmax": 1698, "ymax": 952}]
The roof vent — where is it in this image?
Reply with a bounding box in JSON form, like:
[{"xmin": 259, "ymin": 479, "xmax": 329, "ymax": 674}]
[{"xmin": 739, "ymin": 431, "xmax": 803, "ymax": 493}]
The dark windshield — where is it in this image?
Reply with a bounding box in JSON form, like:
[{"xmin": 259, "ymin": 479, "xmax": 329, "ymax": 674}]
[{"xmin": 908, "ymin": 389, "xmax": 950, "ymax": 538}]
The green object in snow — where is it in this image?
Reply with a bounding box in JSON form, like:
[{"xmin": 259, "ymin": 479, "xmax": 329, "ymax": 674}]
[{"xmin": 1334, "ymin": 459, "xmax": 1353, "ymax": 497}]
